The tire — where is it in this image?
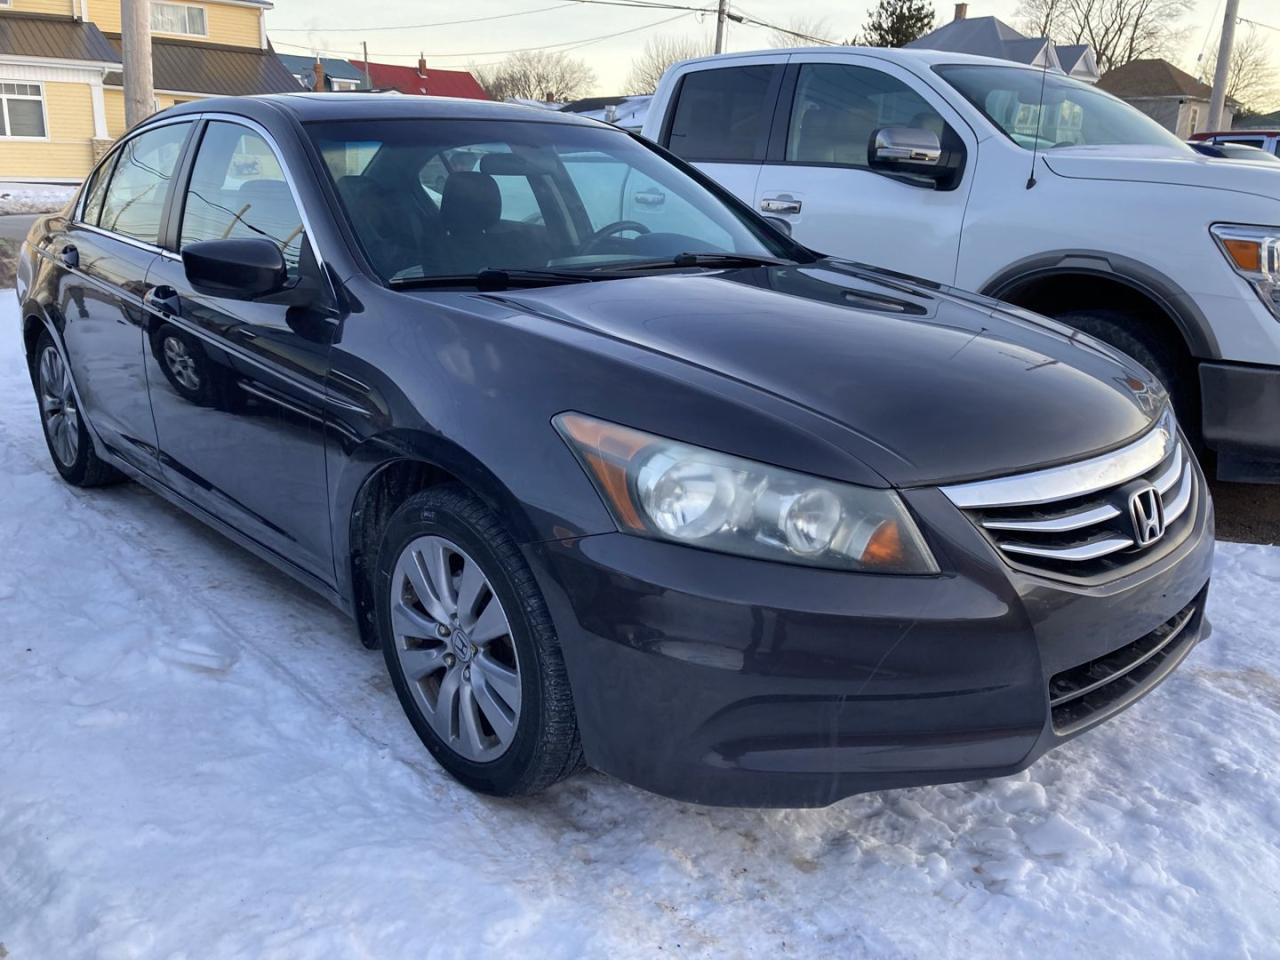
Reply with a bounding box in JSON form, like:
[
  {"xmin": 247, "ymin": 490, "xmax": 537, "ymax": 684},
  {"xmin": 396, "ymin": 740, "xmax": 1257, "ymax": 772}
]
[
  {"xmin": 373, "ymin": 484, "xmax": 583, "ymax": 796},
  {"xmin": 150, "ymin": 324, "xmax": 219, "ymax": 407},
  {"xmin": 32, "ymin": 330, "xmax": 123, "ymax": 488},
  {"xmin": 1054, "ymin": 308, "xmax": 1203, "ymax": 451}
]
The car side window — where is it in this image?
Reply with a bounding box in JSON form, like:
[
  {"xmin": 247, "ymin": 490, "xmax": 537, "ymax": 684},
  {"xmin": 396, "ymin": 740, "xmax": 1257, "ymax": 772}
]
[
  {"xmin": 79, "ymin": 152, "xmax": 117, "ymax": 226},
  {"xmin": 98, "ymin": 122, "xmax": 191, "ymax": 244},
  {"xmin": 665, "ymin": 65, "xmax": 780, "ymax": 163},
  {"xmin": 180, "ymin": 121, "xmax": 305, "ymax": 279},
  {"xmin": 787, "ymin": 64, "xmax": 947, "ymax": 168}
]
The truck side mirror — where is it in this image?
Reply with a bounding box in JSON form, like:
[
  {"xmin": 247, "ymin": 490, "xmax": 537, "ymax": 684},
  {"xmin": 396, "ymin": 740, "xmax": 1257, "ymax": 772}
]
[{"xmin": 869, "ymin": 127, "xmax": 942, "ymax": 173}]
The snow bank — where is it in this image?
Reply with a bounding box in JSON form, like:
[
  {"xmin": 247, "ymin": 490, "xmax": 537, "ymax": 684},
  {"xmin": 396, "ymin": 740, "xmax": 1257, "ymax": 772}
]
[
  {"xmin": 1, "ymin": 290, "xmax": 1278, "ymax": 958},
  {"xmin": 0, "ymin": 182, "xmax": 76, "ymax": 216}
]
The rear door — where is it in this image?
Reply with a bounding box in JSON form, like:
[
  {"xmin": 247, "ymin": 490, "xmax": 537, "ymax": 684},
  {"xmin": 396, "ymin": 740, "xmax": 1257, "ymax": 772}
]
[
  {"xmin": 57, "ymin": 119, "xmax": 195, "ymax": 474},
  {"xmin": 753, "ymin": 55, "xmax": 976, "ymax": 283},
  {"xmin": 142, "ymin": 118, "xmax": 336, "ymax": 582},
  {"xmin": 655, "ymin": 56, "xmax": 788, "ymax": 207}
]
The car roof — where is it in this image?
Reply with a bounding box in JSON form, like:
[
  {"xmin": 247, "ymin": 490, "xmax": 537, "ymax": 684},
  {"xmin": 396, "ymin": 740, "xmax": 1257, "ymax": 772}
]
[
  {"xmin": 153, "ymin": 93, "xmax": 610, "ymax": 127},
  {"xmin": 669, "ymin": 46, "xmax": 1050, "ymax": 72}
]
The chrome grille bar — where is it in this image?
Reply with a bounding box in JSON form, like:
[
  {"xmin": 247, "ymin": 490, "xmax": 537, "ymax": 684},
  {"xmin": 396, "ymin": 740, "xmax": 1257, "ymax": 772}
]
[
  {"xmin": 981, "ymin": 502, "xmax": 1121, "ymax": 534},
  {"xmin": 1001, "ymin": 536, "xmax": 1134, "ymax": 562}
]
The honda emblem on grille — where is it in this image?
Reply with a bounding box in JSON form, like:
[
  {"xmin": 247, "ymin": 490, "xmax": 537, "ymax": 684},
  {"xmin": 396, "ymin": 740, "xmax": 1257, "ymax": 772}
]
[{"xmin": 1129, "ymin": 485, "xmax": 1166, "ymax": 547}]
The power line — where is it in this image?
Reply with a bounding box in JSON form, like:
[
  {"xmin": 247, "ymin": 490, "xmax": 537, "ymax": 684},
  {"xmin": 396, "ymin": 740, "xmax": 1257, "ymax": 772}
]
[
  {"xmin": 273, "ymin": 10, "xmax": 692, "ymax": 61},
  {"xmin": 270, "ymin": 4, "xmax": 580, "ymax": 33},
  {"xmin": 1237, "ymin": 16, "xmax": 1280, "ymax": 32}
]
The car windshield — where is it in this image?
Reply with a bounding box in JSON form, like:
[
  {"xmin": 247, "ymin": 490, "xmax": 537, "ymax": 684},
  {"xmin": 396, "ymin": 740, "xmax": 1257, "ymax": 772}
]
[
  {"xmin": 936, "ymin": 64, "xmax": 1192, "ymax": 152},
  {"xmin": 306, "ymin": 118, "xmax": 796, "ymax": 284}
]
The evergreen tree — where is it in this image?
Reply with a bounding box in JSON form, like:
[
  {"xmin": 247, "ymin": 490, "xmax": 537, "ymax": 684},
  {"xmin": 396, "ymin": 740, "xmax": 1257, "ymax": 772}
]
[{"xmin": 857, "ymin": 0, "xmax": 936, "ymax": 48}]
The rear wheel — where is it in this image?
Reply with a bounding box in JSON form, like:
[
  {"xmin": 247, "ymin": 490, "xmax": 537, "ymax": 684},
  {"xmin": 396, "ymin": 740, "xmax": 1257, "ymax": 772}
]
[
  {"xmin": 33, "ymin": 331, "xmax": 122, "ymax": 487},
  {"xmin": 374, "ymin": 484, "xmax": 582, "ymax": 796}
]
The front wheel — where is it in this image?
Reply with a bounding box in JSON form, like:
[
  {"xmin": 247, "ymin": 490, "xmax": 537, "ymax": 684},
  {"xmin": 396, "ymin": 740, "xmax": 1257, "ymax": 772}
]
[{"xmin": 374, "ymin": 485, "xmax": 583, "ymax": 796}]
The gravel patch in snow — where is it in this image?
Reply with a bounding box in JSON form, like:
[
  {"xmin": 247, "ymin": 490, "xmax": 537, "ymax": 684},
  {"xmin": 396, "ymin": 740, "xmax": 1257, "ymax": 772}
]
[{"xmin": 1, "ymin": 290, "xmax": 1278, "ymax": 958}]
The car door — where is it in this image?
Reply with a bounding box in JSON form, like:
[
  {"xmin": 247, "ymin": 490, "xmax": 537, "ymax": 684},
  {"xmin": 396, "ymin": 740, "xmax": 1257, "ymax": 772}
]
[
  {"xmin": 142, "ymin": 117, "xmax": 336, "ymax": 582},
  {"xmin": 753, "ymin": 55, "xmax": 977, "ymax": 284},
  {"xmin": 54, "ymin": 120, "xmax": 195, "ymax": 474},
  {"xmin": 657, "ymin": 56, "xmax": 788, "ymax": 207}
]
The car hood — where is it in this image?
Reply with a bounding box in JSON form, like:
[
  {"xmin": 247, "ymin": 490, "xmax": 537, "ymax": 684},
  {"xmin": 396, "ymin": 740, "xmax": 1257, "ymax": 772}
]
[
  {"xmin": 1043, "ymin": 144, "xmax": 1280, "ymax": 200},
  {"xmin": 482, "ymin": 262, "xmax": 1164, "ymax": 487}
]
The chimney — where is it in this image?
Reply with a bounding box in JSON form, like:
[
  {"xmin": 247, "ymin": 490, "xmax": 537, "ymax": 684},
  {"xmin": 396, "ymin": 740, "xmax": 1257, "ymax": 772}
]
[
  {"xmin": 312, "ymin": 58, "xmax": 326, "ymax": 92},
  {"xmin": 418, "ymin": 53, "xmax": 428, "ymax": 77},
  {"xmin": 954, "ymin": 2, "xmax": 968, "ymax": 19}
]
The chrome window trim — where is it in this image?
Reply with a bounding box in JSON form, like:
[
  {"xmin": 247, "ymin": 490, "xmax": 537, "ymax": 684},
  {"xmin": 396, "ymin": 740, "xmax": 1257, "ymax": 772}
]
[{"xmin": 940, "ymin": 411, "xmax": 1176, "ymax": 509}]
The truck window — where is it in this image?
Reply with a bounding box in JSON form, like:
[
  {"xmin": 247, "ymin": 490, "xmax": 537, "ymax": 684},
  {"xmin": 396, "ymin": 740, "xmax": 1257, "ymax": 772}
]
[
  {"xmin": 787, "ymin": 63, "xmax": 946, "ymax": 168},
  {"xmin": 665, "ymin": 65, "xmax": 780, "ymax": 163}
]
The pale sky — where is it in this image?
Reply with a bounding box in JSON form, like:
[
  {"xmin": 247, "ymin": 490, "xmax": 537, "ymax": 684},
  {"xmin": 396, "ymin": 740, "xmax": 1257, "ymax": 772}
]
[{"xmin": 264, "ymin": 0, "xmax": 1280, "ymax": 104}]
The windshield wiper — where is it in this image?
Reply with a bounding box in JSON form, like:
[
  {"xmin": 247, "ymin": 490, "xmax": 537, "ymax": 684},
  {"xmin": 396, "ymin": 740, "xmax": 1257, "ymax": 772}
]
[
  {"xmin": 389, "ymin": 268, "xmax": 620, "ymax": 291},
  {"xmin": 587, "ymin": 252, "xmax": 793, "ymax": 273}
]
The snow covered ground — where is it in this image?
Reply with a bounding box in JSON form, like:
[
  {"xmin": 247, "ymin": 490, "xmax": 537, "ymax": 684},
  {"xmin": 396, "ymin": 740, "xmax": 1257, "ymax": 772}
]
[
  {"xmin": 1, "ymin": 292, "xmax": 1279, "ymax": 960},
  {"xmin": 0, "ymin": 183, "xmax": 76, "ymax": 216}
]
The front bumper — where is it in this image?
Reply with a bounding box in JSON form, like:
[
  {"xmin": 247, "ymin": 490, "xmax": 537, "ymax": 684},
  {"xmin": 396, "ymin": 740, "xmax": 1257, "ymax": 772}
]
[
  {"xmin": 525, "ymin": 472, "xmax": 1215, "ymax": 808},
  {"xmin": 1200, "ymin": 360, "xmax": 1280, "ymax": 482}
]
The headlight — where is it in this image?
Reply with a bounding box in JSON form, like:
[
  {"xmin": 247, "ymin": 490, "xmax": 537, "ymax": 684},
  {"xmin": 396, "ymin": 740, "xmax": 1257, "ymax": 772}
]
[
  {"xmin": 1210, "ymin": 224, "xmax": 1280, "ymax": 319},
  {"xmin": 554, "ymin": 413, "xmax": 939, "ymax": 574}
]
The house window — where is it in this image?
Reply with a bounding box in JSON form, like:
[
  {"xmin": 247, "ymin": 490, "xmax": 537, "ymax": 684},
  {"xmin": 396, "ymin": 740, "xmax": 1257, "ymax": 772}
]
[
  {"xmin": 151, "ymin": 2, "xmax": 208, "ymax": 37},
  {"xmin": 0, "ymin": 82, "xmax": 47, "ymax": 139}
]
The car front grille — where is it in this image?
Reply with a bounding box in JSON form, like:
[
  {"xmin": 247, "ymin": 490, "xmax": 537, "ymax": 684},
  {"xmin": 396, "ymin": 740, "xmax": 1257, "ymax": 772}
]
[
  {"xmin": 940, "ymin": 411, "xmax": 1198, "ymax": 582},
  {"xmin": 1048, "ymin": 593, "xmax": 1203, "ymax": 735}
]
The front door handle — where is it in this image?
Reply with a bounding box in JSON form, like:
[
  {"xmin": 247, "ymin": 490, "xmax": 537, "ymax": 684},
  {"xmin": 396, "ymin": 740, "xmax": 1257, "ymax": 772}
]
[
  {"xmin": 633, "ymin": 188, "xmax": 666, "ymax": 207},
  {"xmin": 144, "ymin": 284, "xmax": 181, "ymax": 318},
  {"xmin": 60, "ymin": 244, "xmax": 79, "ymax": 268},
  {"xmin": 760, "ymin": 197, "xmax": 802, "ymax": 215}
]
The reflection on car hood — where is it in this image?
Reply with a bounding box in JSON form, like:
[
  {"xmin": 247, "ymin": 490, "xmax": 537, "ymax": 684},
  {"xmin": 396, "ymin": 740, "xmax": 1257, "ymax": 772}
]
[
  {"xmin": 1044, "ymin": 144, "xmax": 1280, "ymax": 199},
  {"xmin": 485, "ymin": 261, "xmax": 1165, "ymax": 486}
]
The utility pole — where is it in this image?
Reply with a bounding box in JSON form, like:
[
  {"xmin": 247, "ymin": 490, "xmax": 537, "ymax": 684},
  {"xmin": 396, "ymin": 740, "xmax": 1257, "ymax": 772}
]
[
  {"xmin": 121, "ymin": 0, "xmax": 154, "ymax": 130},
  {"xmin": 362, "ymin": 40, "xmax": 372, "ymax": 90},
  {"xmin": 714, "ymin": 0, "xmax": 728, "ymax": 54},
  {"xmin": 1207, "ymin": 0, "xmax": 1240, "ymax": 131}
]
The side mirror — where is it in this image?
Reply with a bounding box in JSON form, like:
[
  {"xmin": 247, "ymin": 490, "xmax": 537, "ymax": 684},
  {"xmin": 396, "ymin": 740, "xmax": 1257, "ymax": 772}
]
[
  {"xmin": 868, "ymin": 127, "xmax": 945, "ymax": 180},
  {"xmin": 762, "ymin": 215, "xmax": 792, "ymax": 236},
  {"xmin": 183, "ymin": 238, "xmax": 288, "ymax": 300}
]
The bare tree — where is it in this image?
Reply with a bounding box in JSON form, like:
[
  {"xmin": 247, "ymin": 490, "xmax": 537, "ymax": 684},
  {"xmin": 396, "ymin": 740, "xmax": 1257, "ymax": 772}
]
[
  {"xmin": 1196, "ymin": 25, "xmax": 1277, "ymax": 113},
  {"xmin": 624, "ymin": 34, "xmax": 712, "ymax": 95},
  {"xmin": 474, "ymin": 50, "xmax": 596, "ymax": 103},
  {"xmin": 1013, "ymin": 0, "xmax": 1193, "ymax": 73},
  {"xmin": 768, "ymin": 17, "xmax": 837, "ymax": 48}
]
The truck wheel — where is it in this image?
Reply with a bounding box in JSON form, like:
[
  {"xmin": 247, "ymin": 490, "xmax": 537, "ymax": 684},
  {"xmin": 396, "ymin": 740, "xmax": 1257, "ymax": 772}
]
[
  {"xmin": 374, "ymin": 484, "xmax": 584, "ymax": 796},
  {"xmin": 1055, "ymin": 308, "xmax": 1203, "ymax": 452}
]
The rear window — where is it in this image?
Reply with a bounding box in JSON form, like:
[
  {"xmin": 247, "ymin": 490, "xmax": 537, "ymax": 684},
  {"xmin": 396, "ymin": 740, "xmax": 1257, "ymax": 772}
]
[{"xmin": 665, "ymin": 65, "xmax": 780, "ymax": 163}]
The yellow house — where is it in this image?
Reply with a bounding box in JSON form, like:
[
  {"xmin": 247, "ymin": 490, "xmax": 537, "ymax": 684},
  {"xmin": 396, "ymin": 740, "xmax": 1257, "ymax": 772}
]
[{"xmin": 0, "ymin": 0, "xmax": 298, "ymax": 181}]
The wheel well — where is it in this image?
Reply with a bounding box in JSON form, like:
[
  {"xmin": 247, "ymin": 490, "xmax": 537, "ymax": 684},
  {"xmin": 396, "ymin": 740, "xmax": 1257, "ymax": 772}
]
[
  {"xmin": 995, "ymin": 271, "xmax": 1194, "ymax": 368},
  {"xmin": 23, "ymin": 316, "xmax": 45, "ymax": 377},
  {"xmin": 348, "ymin": 458, "xmax": 460, "ymax": 649}
]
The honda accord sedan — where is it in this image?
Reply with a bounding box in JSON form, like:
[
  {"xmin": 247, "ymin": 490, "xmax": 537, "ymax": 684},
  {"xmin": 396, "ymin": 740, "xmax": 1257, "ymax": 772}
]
[{"xmin": 16, "ymin": 95, "xmax": 1213, "ymax": 807}]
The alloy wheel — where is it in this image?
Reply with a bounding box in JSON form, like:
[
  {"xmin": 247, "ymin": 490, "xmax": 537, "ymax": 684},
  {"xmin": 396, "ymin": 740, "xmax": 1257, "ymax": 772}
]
[
  {"xmin": 390, "ymin": 535, "xmax": 522, "ymax": 762},
  {"xmin": 38, "ymin": 345, "xmax": 79, "ymax": 467},
  {"xmin": 163, "ymin": 335, "xmax": 201, "ymax": 392}
]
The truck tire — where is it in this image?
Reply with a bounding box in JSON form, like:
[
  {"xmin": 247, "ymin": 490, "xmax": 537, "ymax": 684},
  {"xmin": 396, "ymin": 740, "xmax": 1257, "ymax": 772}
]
[{"xmin": 1054, "ymin": 308, "xmax": 1203, "ymax": 452}]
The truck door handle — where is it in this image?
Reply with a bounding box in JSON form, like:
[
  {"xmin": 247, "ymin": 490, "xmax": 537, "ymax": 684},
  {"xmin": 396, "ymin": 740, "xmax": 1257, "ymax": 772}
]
[
  {"xmin": 144, "ymin": 284, "xmax": 181, "ymax": 317},
  {"xmin": 633, "ymin": 188, "xmax": 666, "ymax": 207},
  {"xmin": 60, "ymin": 244, "xmax": 79, "ymax": 268},
  {"xmin": 760, "ymin": 197, "xmax": 802, "ymax": 215}
]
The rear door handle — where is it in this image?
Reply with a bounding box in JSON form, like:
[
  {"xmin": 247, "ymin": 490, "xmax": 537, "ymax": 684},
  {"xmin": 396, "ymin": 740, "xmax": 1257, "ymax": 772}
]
[
  {"xmin": 144, "ymin": 284, "xmax": 181, "ymax": 318},
  {"xmin": 60, "ymin": 244, "xmax": 79, "ymax": 268},
  {"xmin": 760, "ymin": 197, "xmax": 802, "ymax": 215}
]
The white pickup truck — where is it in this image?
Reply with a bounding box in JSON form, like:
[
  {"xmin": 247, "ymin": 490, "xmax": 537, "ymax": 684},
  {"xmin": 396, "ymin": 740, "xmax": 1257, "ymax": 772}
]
[{"xmin": 641, "ymin": 48, "xmax": 1280, "ymax": 482}]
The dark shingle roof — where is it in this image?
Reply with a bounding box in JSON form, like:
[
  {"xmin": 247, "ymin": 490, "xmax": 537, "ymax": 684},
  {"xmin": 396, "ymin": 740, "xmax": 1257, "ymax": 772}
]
[
  {"xmin": 0, "ymin": 12, "xmax": 120, "ymax": 63},
  {"xmin": 1098, "ymin": 59, "xmax": 1214, "ymax": 100},
  {"xmin": 103, "ymin": 37, "xmax": 301, "ymax": 97},
  {"xmin": 276, "ymin": 53, "xmax": 367, "ymax": 84}
]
